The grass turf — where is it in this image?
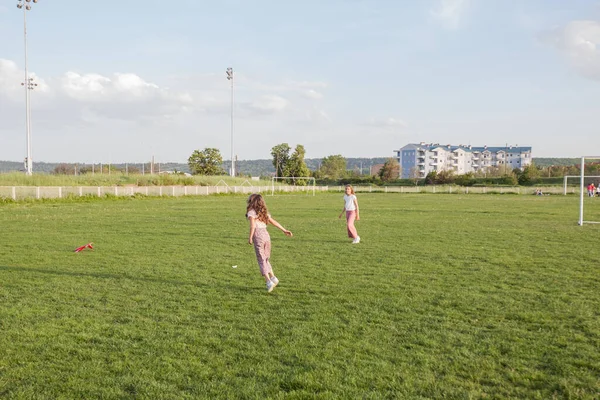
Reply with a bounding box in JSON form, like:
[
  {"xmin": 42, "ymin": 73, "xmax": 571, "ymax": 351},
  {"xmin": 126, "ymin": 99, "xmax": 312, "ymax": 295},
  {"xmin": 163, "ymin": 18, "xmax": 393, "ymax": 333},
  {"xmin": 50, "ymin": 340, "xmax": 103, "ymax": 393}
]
[{"xmin": 0, "ymin": 193, "xmax": 599, "ymax": 399}]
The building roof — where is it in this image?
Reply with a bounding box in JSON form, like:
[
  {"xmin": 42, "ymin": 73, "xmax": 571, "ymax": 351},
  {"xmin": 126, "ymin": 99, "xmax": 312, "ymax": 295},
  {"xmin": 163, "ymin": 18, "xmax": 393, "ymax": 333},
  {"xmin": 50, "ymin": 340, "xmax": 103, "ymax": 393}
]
[{"xmin": 396, "ymin": 143, "xmax": 532, "ymax": 154}]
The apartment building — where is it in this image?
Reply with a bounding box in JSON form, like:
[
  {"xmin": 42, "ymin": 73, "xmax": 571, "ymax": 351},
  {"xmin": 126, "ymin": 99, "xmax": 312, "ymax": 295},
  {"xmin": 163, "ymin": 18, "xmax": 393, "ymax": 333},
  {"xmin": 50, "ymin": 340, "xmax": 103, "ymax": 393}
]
[{"xmin": 395, "ymin": 143, "xmax": 532, "ymax": 179}]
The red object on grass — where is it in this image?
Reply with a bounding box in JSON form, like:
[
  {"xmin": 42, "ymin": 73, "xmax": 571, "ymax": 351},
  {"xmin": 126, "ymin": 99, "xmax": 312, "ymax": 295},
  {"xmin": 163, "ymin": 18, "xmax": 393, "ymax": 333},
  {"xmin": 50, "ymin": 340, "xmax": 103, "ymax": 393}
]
[{"xmin": 74, "ymin": 242, "xmax": 94, "ymax": 253}]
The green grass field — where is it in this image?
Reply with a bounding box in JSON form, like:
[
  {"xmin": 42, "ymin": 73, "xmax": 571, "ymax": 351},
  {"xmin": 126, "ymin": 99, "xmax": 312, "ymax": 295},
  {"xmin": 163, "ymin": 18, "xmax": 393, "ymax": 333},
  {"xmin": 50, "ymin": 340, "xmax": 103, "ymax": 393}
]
[
  {"xmin": 0, "ymin": 172, "xmax": 258, "ymax": 187},
  {"xmin": 0, "ymin": 193, "xmax": 598, "ymax": 399}
]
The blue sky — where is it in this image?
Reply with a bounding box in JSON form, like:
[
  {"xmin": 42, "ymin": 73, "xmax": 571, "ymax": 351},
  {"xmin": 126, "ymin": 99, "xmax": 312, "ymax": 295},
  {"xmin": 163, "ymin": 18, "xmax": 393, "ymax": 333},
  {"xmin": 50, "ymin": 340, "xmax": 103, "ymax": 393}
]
[{"xmin": 1, "ymin": 0, "xmax": 599, "ymax": 163}]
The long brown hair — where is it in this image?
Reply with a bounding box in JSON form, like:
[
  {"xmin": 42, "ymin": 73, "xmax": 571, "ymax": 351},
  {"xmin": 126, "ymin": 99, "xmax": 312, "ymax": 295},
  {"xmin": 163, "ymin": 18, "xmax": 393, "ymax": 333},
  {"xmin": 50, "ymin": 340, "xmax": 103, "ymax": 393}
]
[{"xmin": 246, "ymin": 194, "xmax": 269, "ymax": 224}]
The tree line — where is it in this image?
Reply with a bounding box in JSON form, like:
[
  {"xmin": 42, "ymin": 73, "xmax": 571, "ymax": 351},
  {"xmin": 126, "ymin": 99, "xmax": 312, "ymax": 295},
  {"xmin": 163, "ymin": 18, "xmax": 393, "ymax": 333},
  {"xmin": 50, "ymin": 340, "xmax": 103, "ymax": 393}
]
[
  {"xmin": 44, "ymin": 151, "xmax": 600, "ymax": 186},
  {"xmin": 185, "ymin": 144, "xmax": 400, "ymax": 182},
  {"xmin": 3, "ymin": 149, "xmax": 597, "ymax": 186}
]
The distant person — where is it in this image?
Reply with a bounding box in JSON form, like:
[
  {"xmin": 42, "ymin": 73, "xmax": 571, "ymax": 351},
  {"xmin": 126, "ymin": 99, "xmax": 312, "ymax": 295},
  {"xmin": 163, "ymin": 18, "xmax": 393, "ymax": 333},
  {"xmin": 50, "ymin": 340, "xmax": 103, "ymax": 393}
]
[
  {"xmin": 339, "ymin": 184, "xmax": 361, "ymax": 244},
  {"xmin": 588, "ymin": 183, "xmax": 596, "ymax": 197},
  {"xmin": 246, "ymin": 194, "xmax": 293, "ymax": 293}
]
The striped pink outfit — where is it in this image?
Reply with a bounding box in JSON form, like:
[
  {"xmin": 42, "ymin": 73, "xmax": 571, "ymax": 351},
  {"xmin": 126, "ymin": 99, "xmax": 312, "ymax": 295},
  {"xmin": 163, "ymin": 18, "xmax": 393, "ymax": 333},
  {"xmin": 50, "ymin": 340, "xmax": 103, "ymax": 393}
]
[
  {"xmin": 247, "ymin": 209, "xmax": 273, "ymax": 276},
  {"xmin": 252, "ymin": 228, "xmax": 273, "ymax": 276}
]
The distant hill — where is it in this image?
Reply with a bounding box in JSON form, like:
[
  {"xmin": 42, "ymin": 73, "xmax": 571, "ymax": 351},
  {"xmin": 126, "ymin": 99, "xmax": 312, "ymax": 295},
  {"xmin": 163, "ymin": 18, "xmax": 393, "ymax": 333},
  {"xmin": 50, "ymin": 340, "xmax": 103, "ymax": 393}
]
[
  {"xmin": 0, "ymin": 161, "xmax": 24, "ymax": 173},
  {"xmin": 0, "ymin": 158, "xmax": 390, "ymax": 176},
  {"xmin": 532, "ymin": 158, "xmax": 581, "ymax": 167},
  {"xmin": 0, "ymin": 157, "xmax": 581, "ymax": 176}
]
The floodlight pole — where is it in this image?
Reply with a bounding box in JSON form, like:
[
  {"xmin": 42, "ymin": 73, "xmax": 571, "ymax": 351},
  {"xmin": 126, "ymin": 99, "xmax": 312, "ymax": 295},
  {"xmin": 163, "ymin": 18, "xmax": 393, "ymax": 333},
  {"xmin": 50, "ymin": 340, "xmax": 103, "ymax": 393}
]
[
  {"xmin": 17, "ymin": 0, "xmax": 39, "ymax": 176},
  {"xmin": 504, "ymin": 143, "xmax": 508, "ymax": 175},
  {"xmin": 226, "ymin": 67, "xmax": 235, "ymax": 177},
  {"xmin": 579, "ymin": 157, "xmax": 584, "ymax": 226}
]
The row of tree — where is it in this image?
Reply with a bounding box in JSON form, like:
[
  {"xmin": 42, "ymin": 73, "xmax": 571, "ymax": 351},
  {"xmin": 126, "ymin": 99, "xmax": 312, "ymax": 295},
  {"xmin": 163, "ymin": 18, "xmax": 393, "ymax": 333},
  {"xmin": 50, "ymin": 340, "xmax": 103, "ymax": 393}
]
[
  {"xmin": 53, "ymin": 163, "xmax": 143, "ymax": 175},
  {"xmin": 423, "ymin": 164, "xmax": 562, "ymax": 186},
  {"xmin": 270, "ymin": 144, "xmax": 310, "ymax": 179},
  {"xmin": 186, "ymin": 144, "xmax": 315, "ymax": 179},
  {"xmin": 184, "ymin": 146, "xmax": 600, "ymax": 186}
]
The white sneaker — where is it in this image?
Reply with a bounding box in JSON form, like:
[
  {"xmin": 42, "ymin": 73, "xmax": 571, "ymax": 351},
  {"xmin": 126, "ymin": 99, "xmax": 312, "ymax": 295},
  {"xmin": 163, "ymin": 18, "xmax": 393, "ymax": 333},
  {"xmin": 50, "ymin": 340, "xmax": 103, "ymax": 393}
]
[
  {"xmin": 266, "ymin": 280, "xmax": 275, "ymax": 292},
  {"xmin": 270, "ymin": 276, "xmax": 279, "ymax": 287},
  {"xmin": 352, "ymin": 236, "xmax": 360, "ymax": 244}
]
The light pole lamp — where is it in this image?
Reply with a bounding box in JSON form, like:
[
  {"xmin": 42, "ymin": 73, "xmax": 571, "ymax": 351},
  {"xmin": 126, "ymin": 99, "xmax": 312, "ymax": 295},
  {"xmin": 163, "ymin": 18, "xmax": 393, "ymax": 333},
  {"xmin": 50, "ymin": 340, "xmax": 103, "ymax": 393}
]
[
  {"xmin": 226, "ymin": 67, "xmax": 234, "ymax": 177},
  {"xmin": 17, "ymin": 0, "xmax": 39, "ymax": 176}
]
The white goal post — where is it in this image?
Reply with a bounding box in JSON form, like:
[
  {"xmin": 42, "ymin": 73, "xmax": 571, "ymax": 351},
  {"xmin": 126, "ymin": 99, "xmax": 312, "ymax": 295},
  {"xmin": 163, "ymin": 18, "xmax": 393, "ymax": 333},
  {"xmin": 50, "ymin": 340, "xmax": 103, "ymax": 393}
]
[
  {"xmin": 270, "ymin": 177, "xmax": 316, "ymax": 196},
  {"xmin": 563, "ymin": 175, "xmax": 600, "ymax": 195},
  {"xmin": 578, "ymin": 156, "xmax": 600, "ymax": 226}
]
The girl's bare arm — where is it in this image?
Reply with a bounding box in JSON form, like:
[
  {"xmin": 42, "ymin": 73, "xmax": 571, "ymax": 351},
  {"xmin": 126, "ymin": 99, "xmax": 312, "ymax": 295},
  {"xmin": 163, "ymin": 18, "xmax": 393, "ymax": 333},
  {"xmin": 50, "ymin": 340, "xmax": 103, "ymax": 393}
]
[
  {"xmin": 248, "ymin": 217, "xmax": 256, "ymax": 244},
  {"xmin": 354, "ymin": 197, "xmax": 360, "ymax": 220},
  {"xmin": 268, "ymin": 216, "xmax": 293, "ymax": 237}
]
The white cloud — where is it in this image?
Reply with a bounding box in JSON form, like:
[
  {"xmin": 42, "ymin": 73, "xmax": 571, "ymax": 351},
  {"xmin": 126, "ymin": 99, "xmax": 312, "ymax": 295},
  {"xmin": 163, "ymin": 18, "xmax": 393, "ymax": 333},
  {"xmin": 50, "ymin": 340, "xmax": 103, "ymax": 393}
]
[
  {"xmin": 301, "ymin": 89, "xmax": 324, "ymax": 100},
  {"xmin": 430, "ymin": 0, "xmax": 471, "ymax": 30},
  {"xmin": 0, "ymin": 59, "xmax": 23, "ymax": 99},
  {"xmin": 61, "ymin": 72, "xmax": 112, "ymax": 100},
  {"xmin": 541, "ymin": 20, "xmax": 600, "ymax": 81},
  {"xmin": 0, "ymin": 62, "xmax": 194, "ymax": 132},
  {"xmin": 0, "ymin": 60, "xmax": 342, "ymax": 162},
  {"xmin": 247, "ymin": 95, "xmax": 289, "ymax": 113},
  {"xmin": 0, "ymin": 59, "xmax": 49, "ymax": 99},
  {"xmin": 57, "ymin": 71, "xmax": 193, "ymax": 120}
]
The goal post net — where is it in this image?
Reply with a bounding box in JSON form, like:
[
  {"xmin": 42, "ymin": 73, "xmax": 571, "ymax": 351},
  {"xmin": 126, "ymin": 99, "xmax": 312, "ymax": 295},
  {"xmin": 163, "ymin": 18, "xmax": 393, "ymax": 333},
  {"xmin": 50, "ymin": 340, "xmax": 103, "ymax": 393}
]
[
  {"xmin": 578, "ymin": 156, "xmax": 600, "ymax": 226},
  {"xmin": 563, "ymin": 176, "xmax": 600, "ymax": 195},
  {"xmin": 270, "ymin": 177, "xmax": 316, "ymax": 196}
]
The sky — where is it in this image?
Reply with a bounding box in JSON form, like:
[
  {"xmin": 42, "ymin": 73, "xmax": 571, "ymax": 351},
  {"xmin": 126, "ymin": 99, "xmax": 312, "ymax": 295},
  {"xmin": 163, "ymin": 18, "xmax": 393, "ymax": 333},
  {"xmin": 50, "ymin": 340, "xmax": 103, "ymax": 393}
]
[{"xmin": 0, "ymin": 0, "xmax": 599, "ymax": 164}]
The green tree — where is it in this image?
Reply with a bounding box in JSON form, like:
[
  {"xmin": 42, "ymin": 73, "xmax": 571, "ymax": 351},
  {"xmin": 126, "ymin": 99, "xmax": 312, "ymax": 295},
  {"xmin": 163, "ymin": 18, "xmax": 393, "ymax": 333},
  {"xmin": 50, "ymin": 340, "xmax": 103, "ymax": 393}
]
[
  {"xmin": 270, "ymin": 143, "xmax": 291, "ymax": 178},
  {"xmin": 53, "ymin": 163, "xmax": 74, "ymax": 175},
  {"xmin": 500, "ymin": 174, "xmax": 519, "ymax": 185},
  {"xmin": 584, "ymin": 161, "xmax": 600, "ymax": 175},
  {"xmin": 454, "ymin": 172, "xmax": 475, "ymax": 186},
  {"xmin": 435, "ymin": 169, "xmax": 455, "ymax": 184},
  {"xmin": 287, "ymin": 145, "xmax": 311, "ymax": 185},
  {"xmin": 378, "ymin": 158, "xmax": 400, "ymax": 182},
  {"xmin": 486, "ymin": 166, "xmax": 505, "ymax": 177},
  {"xmin": 518, "ymin": 163, "xmax": 541, "ymax": 186},
  {"xmin": 320, "ymin": 155, "xmax": 347, "ymax": 179},
  {"xmin": 188, "ymin": 148, "xmax": 225, "ymax": 175},
  {"xmin": 425, "ymin": 171, "xmax": 437, "ymax": 185}
]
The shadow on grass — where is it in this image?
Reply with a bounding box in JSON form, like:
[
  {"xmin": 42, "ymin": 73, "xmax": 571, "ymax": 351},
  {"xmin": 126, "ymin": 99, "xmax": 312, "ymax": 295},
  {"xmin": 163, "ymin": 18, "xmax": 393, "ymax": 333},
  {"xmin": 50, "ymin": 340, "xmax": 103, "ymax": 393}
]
[
  {"xmin": 0, "ymin": 265, "xmax": 322, "ymax": 296},
  {"xmin": 0, "ymin": 264, "xmax": 213, "ymax": 289}
]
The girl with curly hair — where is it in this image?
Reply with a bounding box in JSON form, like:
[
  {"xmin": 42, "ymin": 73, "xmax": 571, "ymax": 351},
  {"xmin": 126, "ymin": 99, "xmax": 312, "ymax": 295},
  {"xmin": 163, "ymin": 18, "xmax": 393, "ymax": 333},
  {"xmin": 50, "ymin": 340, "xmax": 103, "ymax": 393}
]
[{"xmin": 246, "ymin": 194, "xmax": 293, "ymax": 292}]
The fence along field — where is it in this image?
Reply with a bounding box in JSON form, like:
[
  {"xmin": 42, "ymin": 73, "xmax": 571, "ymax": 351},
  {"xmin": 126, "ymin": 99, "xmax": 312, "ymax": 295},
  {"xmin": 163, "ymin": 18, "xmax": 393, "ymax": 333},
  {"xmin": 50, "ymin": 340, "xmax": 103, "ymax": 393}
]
[
  {"xmin": 0, "ymin": 193, "xmax": 598, "ymax": 398},
  {"xmin": 0, "ymin": 183, "xmax": 584, "ymax": 200}
]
